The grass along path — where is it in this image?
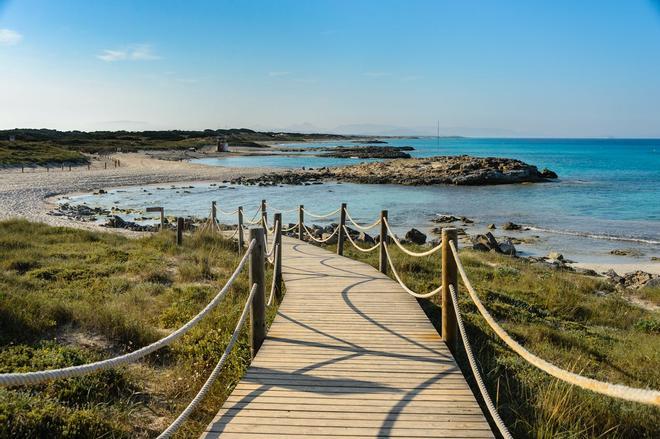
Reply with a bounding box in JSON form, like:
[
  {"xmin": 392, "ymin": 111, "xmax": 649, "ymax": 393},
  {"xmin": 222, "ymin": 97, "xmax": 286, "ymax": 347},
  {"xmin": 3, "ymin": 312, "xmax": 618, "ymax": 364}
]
[
  {"xmin": 322, "ymin": 241, "xmax": 660, "ymax": 438},
  {"xmin": 0, "ymin": 220, "xmax": 278, "ymax": 438}
]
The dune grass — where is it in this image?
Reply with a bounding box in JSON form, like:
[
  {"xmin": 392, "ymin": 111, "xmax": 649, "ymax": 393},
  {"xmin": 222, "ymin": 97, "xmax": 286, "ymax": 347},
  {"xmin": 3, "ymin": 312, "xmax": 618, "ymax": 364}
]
[
  {"xmin": 0, "ymin": 142, "xmax": 88, "ymax": 166},
  {"xmin": 326, "ymin": 241, "xmax": 660, "ymax": 438},
  {"xmin": 0, "ymin": 220, "xmax": 278, "ymax": 438}
]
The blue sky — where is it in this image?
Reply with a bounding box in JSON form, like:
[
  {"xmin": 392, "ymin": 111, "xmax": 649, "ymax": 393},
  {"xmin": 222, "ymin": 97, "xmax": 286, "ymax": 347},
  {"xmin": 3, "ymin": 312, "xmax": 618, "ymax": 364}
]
[{"xmin": 1, "ymin": 0, "xmax": 659, "ymax": 136}]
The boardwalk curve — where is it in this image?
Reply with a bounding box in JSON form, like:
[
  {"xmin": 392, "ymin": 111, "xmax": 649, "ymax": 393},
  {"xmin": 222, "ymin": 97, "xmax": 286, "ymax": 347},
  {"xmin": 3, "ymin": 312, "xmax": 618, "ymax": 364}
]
[{"xmin": 202, "ymin": 236, "xmax": 494, "ymax": 438}]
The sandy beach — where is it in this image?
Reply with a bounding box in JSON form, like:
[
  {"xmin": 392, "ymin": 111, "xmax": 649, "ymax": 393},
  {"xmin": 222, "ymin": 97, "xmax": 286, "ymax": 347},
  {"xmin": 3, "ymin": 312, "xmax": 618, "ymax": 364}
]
[{"xmin": 0, "ymin": 152, "xmax": 267, "ymax": 230}]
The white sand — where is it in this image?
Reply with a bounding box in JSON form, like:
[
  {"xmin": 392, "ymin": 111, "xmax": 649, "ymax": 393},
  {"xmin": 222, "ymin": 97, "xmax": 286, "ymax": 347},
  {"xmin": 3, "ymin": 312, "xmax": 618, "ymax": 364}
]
[
  {"xmin": 0, "ymin": 153, "xmax": 267, "ymax": 231},
  {"xmin": 572, "ymin": 262, "xmax": 660, "ymax": 276}
]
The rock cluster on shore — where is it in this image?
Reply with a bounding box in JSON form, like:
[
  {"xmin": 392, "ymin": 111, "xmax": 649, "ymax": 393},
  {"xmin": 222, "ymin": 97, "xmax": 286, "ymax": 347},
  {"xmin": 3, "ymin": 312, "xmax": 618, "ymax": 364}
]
[
  {"xmin": 231, "ymin": 155, "xmax": 558, "ymax": 186},
  {"xmin": 320, "ymin": 146, "xmax": 413, "ymax": 159}
]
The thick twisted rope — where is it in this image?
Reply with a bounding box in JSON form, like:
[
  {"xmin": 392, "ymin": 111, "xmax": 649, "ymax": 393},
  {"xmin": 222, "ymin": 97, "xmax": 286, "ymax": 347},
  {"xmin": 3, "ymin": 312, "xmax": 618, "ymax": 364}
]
[
  {"xmin": 0, "ymin": 240, "xmax": 257, "ymax": 387},
  {"xmin": 266, "ymin": 204, "xmax": 298, "ymax": 214},
  {"xmin": 265, "ymin": 221, "xmax": 279, "ymax": 254},
  {"xmin": 383, "ymin": 217, "xmax": 442, "ymax": 257},
  {"xmin": 267, "ymin": 246, "xmax": 279, "ymax": 307},
  {"xmin": 302, "ymin": 223, "xmax": 339, "ymax": 243},
  {"xmin": 342, "ymin": 225, "xmax": 380, "ymax": 253},
  {"xmin": 281, "ymin": 222, "xmax": 300, "ymax": 232},
  {"xmin": 302, "ymin": 206, "xmax": 341, "ymax": 219},
  {"xmin": 158, "ymin": 283, "xmax": 257, "ymax": 438},
  {"xmin": 449, "ymin": 241, "xmax": 660, "ymax": 406},
  {"xmin": 383, "ymin": 243, "xmax": 441, "ymax": 298},
  {"xmin": 266, "ymin": 225, "xmax": 279, "ymax": 262},
  {"xmin": 344, "ymin": 208, "xmax": 381, "ymax": 231},
  {"xmin": 449, "ymin": 284, "xmax": 513, "ymax": 438},
  {"xmin": 217, "ymin": 208, "xmax": 239, "ymax": 216},
  {"xmin": 244, "ymin": 206, "xmax": 263, "ymax": 225}
]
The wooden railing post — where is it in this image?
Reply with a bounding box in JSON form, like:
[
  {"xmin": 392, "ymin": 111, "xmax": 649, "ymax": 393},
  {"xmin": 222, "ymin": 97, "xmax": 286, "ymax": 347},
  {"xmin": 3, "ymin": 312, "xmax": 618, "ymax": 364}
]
[
  {"xmin": 261, "ymin": 199, "xmax": 267, "ymax": 236},
  {"xmin": 298, "ymin": 205, "xmax": 304, "ymax": 241},
  {"xmin": 249, "ymin": 228, "xmax": 266, "ymax": 356},
  {"xmin": 337, "ymin": 203, "xmax": 347, "ymax": 256},
  {"xmin": 441, "ymin": 228, "xmax": 458, "ymax": 352},
  {"xmin": 379, "ymin": 210, "xmax": 388, "ymax": 274},
  {"xmin": 176, "ymin": 217, "xmax": 184, "ymax": 246},
  {"xmin": 211, "ymin": 201, "xmax": 217, "ymax": 226},
  {"xmin": 237, "ymin": 206, "xmax": 244, "ymax": 252},
  {"xmin": 274, "ymin": 213, "xmax": 283, "ymax": 300}
]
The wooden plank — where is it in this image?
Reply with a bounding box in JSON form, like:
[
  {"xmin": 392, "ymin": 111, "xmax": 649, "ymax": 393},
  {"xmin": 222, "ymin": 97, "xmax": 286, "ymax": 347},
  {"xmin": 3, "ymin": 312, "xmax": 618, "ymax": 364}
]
[{"xmin": 201, "ymin": 236, "xmax": 493, "ymax": 438}]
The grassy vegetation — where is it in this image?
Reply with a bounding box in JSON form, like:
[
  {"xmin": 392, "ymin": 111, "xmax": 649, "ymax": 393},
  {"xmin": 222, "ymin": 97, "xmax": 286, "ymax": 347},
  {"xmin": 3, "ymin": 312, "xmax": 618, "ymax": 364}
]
[
  {"xmin": 0, "ymin": 142, "xmax": 88, "ymax": 166},
  {"xmin": 0, "ymin": 220, "xmax": 278, "ymax": 438},
  {"xmin": 325, "ymin": 241, "xmax": 660, "ymax": 438},
  {"xmin": 0, "ymin": 128, "xmax": 350, "ymax": 164}
]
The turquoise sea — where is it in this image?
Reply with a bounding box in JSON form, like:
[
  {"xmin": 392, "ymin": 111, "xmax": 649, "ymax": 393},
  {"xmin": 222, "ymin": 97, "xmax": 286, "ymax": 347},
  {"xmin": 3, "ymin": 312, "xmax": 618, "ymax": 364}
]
[{"xmin": 70, "ymin": 138, "xmax": 660, "ymax": 265}]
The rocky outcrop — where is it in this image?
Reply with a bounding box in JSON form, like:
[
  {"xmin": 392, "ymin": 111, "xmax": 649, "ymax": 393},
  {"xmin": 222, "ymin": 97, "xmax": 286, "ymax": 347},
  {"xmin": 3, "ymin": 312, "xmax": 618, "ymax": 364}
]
[
  {"xmin": 320, "ymin": 146, "xmax": 412, "ymax": 159},
  {"xmin": 604, "ymin": 270, "xmax": 659, "ymax": 290},
  {"xmin": 471, "ymin": 232, "xmax": 517, "ymax": 256},
  {"xmin": 405, "ymin": 228, "xmax": 427, "ymax": 245},
  {"xmin": 231, "ymin": 155, "xmax": 558, "ymax": 187}
]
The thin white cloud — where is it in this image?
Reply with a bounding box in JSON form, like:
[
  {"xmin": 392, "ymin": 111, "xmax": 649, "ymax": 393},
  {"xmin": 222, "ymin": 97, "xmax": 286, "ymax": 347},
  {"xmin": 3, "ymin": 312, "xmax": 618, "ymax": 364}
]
[
  {"xmin": 268, "ymin": 71, "xmax": 290, "ymax": 77},
  {"xmin": 0, "ymin": 29, "xmax": 23, "ymax": 46},
  {"xmin": 97, "ymin": 44, "xmax": 160, "ymax": 62}
]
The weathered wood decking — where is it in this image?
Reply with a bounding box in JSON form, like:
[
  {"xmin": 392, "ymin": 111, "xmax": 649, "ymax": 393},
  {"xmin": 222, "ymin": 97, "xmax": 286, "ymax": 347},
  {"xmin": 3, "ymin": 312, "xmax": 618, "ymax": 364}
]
[{"xmin": 202, "ymin": 236, "xmax": 493, "ymax": 438}]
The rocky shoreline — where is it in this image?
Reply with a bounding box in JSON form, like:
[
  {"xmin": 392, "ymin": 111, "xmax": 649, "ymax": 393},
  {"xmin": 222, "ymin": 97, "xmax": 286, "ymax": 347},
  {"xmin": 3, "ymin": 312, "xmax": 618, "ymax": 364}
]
[
  {"xmin": 319, "ymin": 145, "xmax": 413, "ymax": 159},
  {"xmin": 231, "ymin": 155, "xmax": 558, "ymax": 186}
]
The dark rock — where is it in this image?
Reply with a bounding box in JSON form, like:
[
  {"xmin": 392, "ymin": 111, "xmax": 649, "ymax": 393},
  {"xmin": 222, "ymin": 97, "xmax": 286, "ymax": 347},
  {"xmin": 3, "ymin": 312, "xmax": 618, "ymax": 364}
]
[
  {"xmin": 106, "ymin": 215, "xmax": 126, "ymax": 228},
  {"xmin": 432, "ymin": 215, "xmax": 461, "ymax": 223},
  {"xmin": 498, "ymin": 239, "xmax": 517, "ymax": 256},
  {"xmin": 502, "ymin": 222, "xmax": 522, "ymax": 231},
  {"xmin": 405, "ymin": 228, "xmax": 427, "ymax": 245},
  {"xmin": 487, "ymin": 224, "xmax": 496, "ymax": 229},
  {"xmin": 472, "ymin": 232, "xmax": 500, "ymax": 252},
  {"xmin": 610, "ymin": 248, "xmax": 644, "ymax": 257},
  {"xmin": 320, "ymin": 146, "xmax": 412, "ymax": 159},
  {"xmin": 540, "ymin": 168, "xmax": 558, "ymax": 179}
]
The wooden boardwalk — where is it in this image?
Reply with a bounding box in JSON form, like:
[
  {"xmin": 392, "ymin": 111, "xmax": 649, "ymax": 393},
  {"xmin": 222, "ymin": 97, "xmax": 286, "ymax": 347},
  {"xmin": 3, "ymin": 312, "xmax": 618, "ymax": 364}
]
[{"xmin": 202, "ymin": 236, "xmax": 493, "ymax": 438}]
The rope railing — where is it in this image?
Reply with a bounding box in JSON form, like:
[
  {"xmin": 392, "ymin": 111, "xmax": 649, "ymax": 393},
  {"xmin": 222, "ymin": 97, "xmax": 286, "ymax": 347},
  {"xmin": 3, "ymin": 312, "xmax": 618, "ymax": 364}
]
[
  {"xmin": 281, "ymin": 222, "xmax": 300, "ymax": 232},
  {"xmin": 217, "ymin": 208, "xmax": 239, "ymax": 216},
  {"xmin": 342, "ymin": 225, "xmax": 380, "ymax": 252},
  {"xmin": 267, "ymin": 245, "xmax": 280, "ymax": 307},
  {"xmin": 0, "ymin": 239, "xmax": 257, "ymax": 387},
  {"xmin": 448, "ymin": 240, "xmax": 660, "ymax": 406},
  {"xmin": 449, "ymin": 284, "xmax": 512, "ymax": 439},
  {"xmin": 383, "ymin": 243, "xmax": 442, "ymax": 298},
  {"xmin": 344, "ymin": 207, "xmax": 381, "ymax": 231},
  {"xmin": 266, "ymin": 222, "xmax": 279, "ymax": 261},
  {"xmin": 301, "ymin": 206, "xmax": 341, "ymax": 219},
  {"xmin": 302, "ymin": 223, "xmax": 340, "ymax": 243},
  {"xmin": 383, "ymin": 217, "xmax": 442, "ymax": 257},
  {"xmin": 158, "ymin": 283, "xmax": 258, "ymax": 438},
  {"xmin": 266, "ymin": 204, "xmax": 298, "ymax": 214}
]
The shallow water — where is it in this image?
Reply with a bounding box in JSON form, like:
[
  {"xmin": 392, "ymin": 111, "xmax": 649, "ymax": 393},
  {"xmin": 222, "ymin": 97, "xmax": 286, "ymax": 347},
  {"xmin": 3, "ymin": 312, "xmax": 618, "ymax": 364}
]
[{"xmin": 66, "ymin": 137, "xmax": 660, "ymax": 267}]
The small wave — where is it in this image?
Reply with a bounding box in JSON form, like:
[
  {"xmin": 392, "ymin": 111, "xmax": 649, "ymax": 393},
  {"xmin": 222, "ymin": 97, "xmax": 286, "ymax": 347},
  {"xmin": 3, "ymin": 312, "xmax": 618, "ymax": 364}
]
[{"xmin": 525, "ymin": 226, "xmax": 660, "ymax": 245}]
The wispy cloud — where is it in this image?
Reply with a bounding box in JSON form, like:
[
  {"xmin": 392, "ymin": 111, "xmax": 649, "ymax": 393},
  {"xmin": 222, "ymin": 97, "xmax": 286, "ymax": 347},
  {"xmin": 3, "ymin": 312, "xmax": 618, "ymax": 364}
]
[
  {"xmin": 97, "ymin": 44, "xmax": 160, "ymax": 62},
  {"xmin": 0, "ymin": 29, "xmax": 22, "ymax": 46},
  {"xmin": 268, "ymin": 71, "xmax": 290, "ymax": 77}
]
